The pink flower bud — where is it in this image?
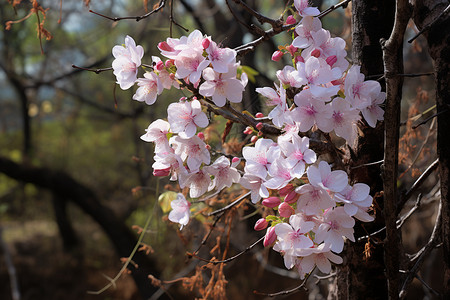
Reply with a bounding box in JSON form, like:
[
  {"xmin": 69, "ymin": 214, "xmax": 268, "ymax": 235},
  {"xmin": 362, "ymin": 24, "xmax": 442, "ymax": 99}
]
[
  {"xmin": 169, "ymin": 73, "xmax": 175, "ymax": 80},
  {"xmin": 295, "ymin": 55, "xmax": 304, "ymax": 63},
  {"xmin": 254, "ymin": 218, "xmax": 268, "ymax": 231},
  {"xmin": 251, "ymin": 136, "xmax": 259, "ymax": 144},
  {"xmin": 256, "ymin": 122, "xmax": 263, "ymax": 130},
  {"xmin": 286, "ymin": 45, "xmax": 298, "ymax": 56},
  {"xmin": 262, "ymin": 196, "xmax": 281, "ymax": 208},
  {"xmin": 153, "ymin": 167, "xmax": 171, "ymax": 177},
  {"xmin": 331, "ymin": 78, "xmax": 345, "ymax": 86},
  {"xmin": 197, "ymin": 132, "xmax": 205, "ymax": 140},
  {"xmin": 158, "ymin": 41, "xmax": 173, "ymax": 52},
  {"xmin": 165, "ymin": 59, "xmax": 174, "ymax": 68},
  {"xmin": 205, "ymin": 144, "xmax": 211, "ymax": 150},
  {"xmin": 244, "ymin": 126, "xmax": 253, "ymax": 135},
  {"xmin": 311, "ymin": 49, "xmax": 321, "ymax": 58},
  {"xmin": 257, "ymin": 131, "xmax": 263, "ymax": 137},
  {"xmin": 279, "ymin": 184, "xmax": 294, "ymax": 197},
  {"xmin": 278, "ymin": 202, "xmax": 294, "ymax": 218},
  {"xmin": 180, "ymin": 97, "xmax": 187, "ymax": 102},
  {"xmin": 326, "ymin": 55, "xmax": 337, "ymax": 67},
  {"xmin": 232, "ymin": 157, "xmax": 240, "ymax": 164},
  {"xmin": 263, "ymin": 227, "xmax": 277, "ymax": 247},
  {"xmin": 255, "ymin": 112, "xmax": 264, "ymax": 118},
  {"xmin": 285, "ymin": 15, "xmax": 296, "ymax": 25},
  {"xmin": 284, "ymin": 190, "xmax": 300, "ymax": 204},
  {"xmin": 202, "ymin": 38, "xmax": 210, "ymax": 49},
  {"xmin": 155, "ymin": 60, "xmax": 164, "ymax": 71},
  {"xmin": 271, "ymin": 50, "xmax": 284, "ymax": 62}
]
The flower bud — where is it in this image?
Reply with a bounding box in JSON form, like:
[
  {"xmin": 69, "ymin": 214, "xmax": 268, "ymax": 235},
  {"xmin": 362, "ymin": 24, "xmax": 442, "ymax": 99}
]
[
  {"xmin": 155, "ymin": 60, "xmax": 164, "ymax": 71},
  {"xmin": 165, "ymin": 59, "xmax": 175, "ymax": 68},
  {"xmin": 278, "ymin": 202, "xmax": 294, "ymax": 218},
  {"xmin": 295, "ymin": 55, "xmax": 304, "ymax": 63},
  {"xmin": 231, "ymin": 157, "xmax": 241, "ymax": 167},
  {"xmin": 262, "ymin": 196, "xmax": 281, "ymax": 208},
  {"xmin": 250, "ymin": 135, "xmax": 259, "ymax": 144},
  {"xmin": 243, "ymin": 126, "xmax": 253, "ymax": 135},
  {"xmin": 158, "ymin": 41, "xmax": 173, "ymax": 52},
  {"xmin": 255, "ymin": 112, "xmax": 264, "ymax": 118},
  {"xmin": 153, "ymin": 167, "xmax": 171, "ymax": 177},
  {"xmin": 254, "ymin": 218, "xmax": 268, "ymax": 231},
  {"xmin": 311, "ymin": 49, "xmax": 321, "ymax": 58},
  {"xmin": 197, "ymin": 132, "xmax": 205, "ymax": 140},
  {"xmin": 257, "ymin": 131, "xmax": 263, "ymax": 137},
  {"xmin": 279, "ymin": 184, "xmax": 294, "ymax": 197},
  {"xmin": 169, "ymin": 73, "xmax": 176, "ymax": 80},
  {"xmin": 256, "ymin": 122, "xmax": 263, "ymax": 130},
  {"xmin": 326, "ymin": 55, "xmax": 337, "ymax": 67},
  {"xmin": 285, "ymin": 15, "xmax": 296, "ymax": 25},
  {"xmin": 271, "ymin": 50, "xmax": 284, "ymax": 62},
  {"xmin": 205, "ymin": 144, "xmax": 211, "ymax": 150},
  {"xmin": 284, "ymin": 190, "xmax": 300, "ymax": 204},
  {"xmin": 263, "ymin": 227, "xmax": 277, "ymax": 247},
  {"xmin": 202, "ymin": 38, "xmax": 210, "ymax": 49},
  {"xmin": 286, "ymin": 45, "xmax": 298, "ymax": 56}
]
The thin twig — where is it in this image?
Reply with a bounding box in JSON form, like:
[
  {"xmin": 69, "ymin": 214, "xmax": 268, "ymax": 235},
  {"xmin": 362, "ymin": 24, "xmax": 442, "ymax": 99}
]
[
  {"xmin": 253, "ymin": 269, "xmax": 314, "ymax": 297},
  {"xmin": 71, "ymin": 64, "xmax": 112, "ymax": 74},
  {"xmin": 397, "ymin": 158, "xmax": 439, "ymax": 215},
  {"xmin": 408, "ymin": 4, "xmax": 450, "ymax": 43},
  {"xmin": 89, "ymin": 0, "xmax": 166, "ymax": 22},
  {"xmin": 189, "ymin": 236, "xmax": 264, "ymax": 264},
  {"xmin": 414, "ymin": 273, "xmax": 440, "ymax": 296},
  {"xmin": 0, "ymin": 227, "xmax": 21, "ymax": 300},
  {"xmin": 317, "ymin": 0, "xmax": 352, "ymax": 19},
  {"xmin": 351, "ymin": 159, "xmax": 384, "ymax": 169},
  {"xmin": 208, "ymin": 191, "xmax": 250, "ymax": 216},
  {"xmin": 412, "ymin": 108, "xmax": 448, "ymax": 129},
  {"xmin": 364, "ymin": 72, "xmax": 435, "ymax": 80},
  {"xmin": 399, "ymin": 199, "xmax": 442, "ymax": 299}
]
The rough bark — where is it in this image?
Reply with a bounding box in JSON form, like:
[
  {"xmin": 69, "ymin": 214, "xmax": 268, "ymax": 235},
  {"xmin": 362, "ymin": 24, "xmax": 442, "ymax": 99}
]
[
  {"xmin": 381, "ymin": 1, "xmax": 411, "ymax": 299},
  {"xmin": 0, "ymin": 156, "xmax": 165, "ymax": 299},
  {"xmin": 411, "ymin": 1, "xmax": 450, "ymax": 297},
  {"xmin": 331, "ymin": 1, "xmax": 395, "ymax": 299}
]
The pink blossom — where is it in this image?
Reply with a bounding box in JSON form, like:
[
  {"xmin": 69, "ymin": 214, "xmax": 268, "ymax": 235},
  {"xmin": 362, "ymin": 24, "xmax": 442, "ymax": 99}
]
[
  {"xmin": 296, "ymin": 243, "xmax": 343, "ymax": 275},
  {"xmin": 265, "ymin": 158, "xmax": 294, "ymax": 190},
  {"xmin": 199, "ymin": 67, "xmax": 244, "ymax": 107},
  {"xmin": 183, "ymin": 168, "xmax": 212, "ymax": 198},
  {"xmin": 168, "ymin": 193, "xmax": 191, "ymax": 229},
  {"xmin": 203, "ymin": 156, "xmax": 240, "ymax": 191},
  {"xmin": 152, "ymin": 150, "xmax": 186, "ymax": 182},
  {"xmin": 140, "ymin": 119, "xmax": 171, "ymax": 153},
  {"xmin": 294, "ymin": 0, "xmax": 320, "ymax": 17},
  {"xmin": 205, "ymin": 41, "xmax": 237, "ymax": 73},
  {"xmin": 132, "ymin": 72, "xmax": 163, "ymax": 105},
  {"xmin": 296, "ymin": 184, "xmax": 335, "ymax": 215},
  {"xmin": 307, "ymin": 161, "xmax": 348, "ymax": 193},
  {"xmin": 112, "ymin": 35, "xmax": 144, "ymax": 90},
  {"xmin": 279, "ymin": 202, "xmax": 295, "ymax": 218},
  {"xmin": 315, "ymin": 207, "xmax": 355, "ymax": 253},
  {"xmin": 170, "ymin": 135, "xmax": 210, "ymax": 172},
  {"xmin": 278, "ymin": 136, "xmax": 317, "ymax": 178},
  {"xmin": 242, "ymin": 138, "xmax": 281, "ymax": 179},
  {"xmin": 174, "ymin": 48, "xmax": 210, "ymax": 83},
  {"xmin": 167, "ymin": 99, "xmax": 209, "ymax": 138},
  {"xmin": 239, "ymin": 174, "xmax": 268, "ymax": 203},
  {"xmin": 292, "ymin": 17, "xmax": 322, "ymax": 49},
  {"xmin": 344, "ymin": 65, "xmax": 382, "ymax": 109},
  {"xmin": 292, "ymin": 90, "xmax": 332, "ymax": 132},
  {"xmin": 327, "ymin": 97, "xmax": 361, "ymax": 144},
  {"xmin": 362, "ymin": 91, "xmax": 385, "ymax": 128}
]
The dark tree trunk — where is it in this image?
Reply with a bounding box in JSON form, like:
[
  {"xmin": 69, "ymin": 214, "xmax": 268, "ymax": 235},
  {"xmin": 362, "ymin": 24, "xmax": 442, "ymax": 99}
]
[
  {"xmin": 0, "ymin": 156, "xmax": 166, "ymax": 299},
  {"xmin": 412, "ymin": 1, "xmax": 450, "ymax": 297},
  {"xmin": 330, "ymin": 1, "xmax": 396, "ymax": 299}
]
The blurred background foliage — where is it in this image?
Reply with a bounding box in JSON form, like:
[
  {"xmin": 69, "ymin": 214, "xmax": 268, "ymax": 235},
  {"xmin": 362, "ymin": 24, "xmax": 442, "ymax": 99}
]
[{"xmin": 0, "ymin": 0, "xmax": 439, "ymax": 299}]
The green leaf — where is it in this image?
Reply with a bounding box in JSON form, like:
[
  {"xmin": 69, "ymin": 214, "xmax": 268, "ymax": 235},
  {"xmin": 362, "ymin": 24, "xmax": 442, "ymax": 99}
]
[
  {"xmin": 158, "ymin": 191, "xmax": 178, "ymax": 213},
  {"xmin": 240, "ymin": 65, "xmax": 259, "ymax": 83}
]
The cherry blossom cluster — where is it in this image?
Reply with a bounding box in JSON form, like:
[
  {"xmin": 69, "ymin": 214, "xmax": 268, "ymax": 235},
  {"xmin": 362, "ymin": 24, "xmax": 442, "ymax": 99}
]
[
  {"xmin": 263, "ymin": 1, "xmax": 385, "ymax": 144},
  {"xmin": 110, "ymin": 0, "xmax": 383, "ymax": 281},
  {"xmin": 112, "ymin": 30, "xmax": 247, "ymax": 107}
]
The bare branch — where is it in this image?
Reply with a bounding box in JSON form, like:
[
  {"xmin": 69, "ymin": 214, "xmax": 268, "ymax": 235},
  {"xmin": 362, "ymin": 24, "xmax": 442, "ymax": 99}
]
[
  {"xmin": 397, "ymin": 159, "xmax": 439, "ymax": 215},
  {"xmin": 89, "ymin": 0, "xmax": 166, "ymax": 22},
  {"xmin": 399, "ymin": 199, "xmax": 442, "ymax": 299},
  {"xmin": 71, "ymin": 64, "xmax": 112, "ymax": 74},
  {"xmin": 253, "ymin": 269, "xmax": 313, "ymax": 297},
  {"xmin": 408, "ymin": 4, "xmax": 450, "ymax": 43},
  {"xmin": 208, "ymin": 191, "xmax": 250, "ymax": 216}
]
